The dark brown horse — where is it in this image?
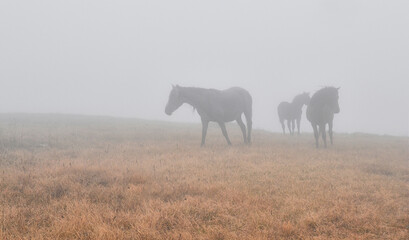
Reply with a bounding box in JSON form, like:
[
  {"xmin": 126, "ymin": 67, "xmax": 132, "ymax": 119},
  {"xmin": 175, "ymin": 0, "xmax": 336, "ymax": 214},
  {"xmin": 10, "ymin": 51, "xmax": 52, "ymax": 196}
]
[
  {"xmin": 165, "ymin": 85, "xmax": 252, "ymax": 146},
  {"xmin": 306, "ymin": 87, "xmax": 340, "ymax": 148},
  {"xmin": 277, "ymin": 92, "xmax": 310, "ymax": 135}
]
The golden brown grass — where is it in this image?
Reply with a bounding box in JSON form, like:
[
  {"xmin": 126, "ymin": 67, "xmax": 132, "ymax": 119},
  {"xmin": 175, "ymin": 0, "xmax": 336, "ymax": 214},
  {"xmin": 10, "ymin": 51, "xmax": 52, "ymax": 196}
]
[{"xmin": 0, "ymin": 114, "xmax": 408, "ymax": 239}]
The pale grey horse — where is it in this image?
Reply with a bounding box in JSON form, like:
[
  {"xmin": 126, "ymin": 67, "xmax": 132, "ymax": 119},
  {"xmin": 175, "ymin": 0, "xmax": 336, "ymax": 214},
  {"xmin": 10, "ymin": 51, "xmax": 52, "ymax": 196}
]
[{"xmin": 165, "ymin": 85, "xmax": 252, "ymax": 146}]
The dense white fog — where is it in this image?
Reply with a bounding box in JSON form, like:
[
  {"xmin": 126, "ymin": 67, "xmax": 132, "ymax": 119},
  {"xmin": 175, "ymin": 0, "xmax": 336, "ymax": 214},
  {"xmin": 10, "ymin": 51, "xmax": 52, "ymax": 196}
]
[{"xmin": 0, "ymin": 1, "xmax": 408, "ymax": 136}]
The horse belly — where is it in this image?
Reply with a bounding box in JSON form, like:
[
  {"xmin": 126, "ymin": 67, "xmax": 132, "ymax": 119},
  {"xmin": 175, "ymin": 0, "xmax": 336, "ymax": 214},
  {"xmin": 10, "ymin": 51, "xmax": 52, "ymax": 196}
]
[
  {"xmin": 222, "ymin": 106, "xmax": 244, "ymax": 122},
  {"xmin": 199, "ymin": 107, "xmax": 237, "ymax": 122},
  {"xmin": 205, "ymin": 90, "xmax": 250, "ymax": 123},
  {"xmin": 223, "ymin": 115, "xmax": 239, "ymax": 122}
]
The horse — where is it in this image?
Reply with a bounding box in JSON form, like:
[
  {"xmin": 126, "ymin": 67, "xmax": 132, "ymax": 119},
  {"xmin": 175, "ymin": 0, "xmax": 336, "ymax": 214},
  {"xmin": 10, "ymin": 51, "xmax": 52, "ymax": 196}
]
[
  {"xmin": 306, "ymin": 87, "xmax": 340, "ymax": 148},
  {"xmin": 165, "ymin": 85, "xmax": 253, "ymax": 146},
  {"xmin": 277, "ymin": 92, "xmax": 310, "ymax": 135}
]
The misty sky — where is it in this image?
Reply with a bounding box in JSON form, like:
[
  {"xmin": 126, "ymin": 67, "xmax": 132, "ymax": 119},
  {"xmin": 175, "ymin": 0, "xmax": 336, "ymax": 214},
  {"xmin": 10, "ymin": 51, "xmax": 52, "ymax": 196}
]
[{"xmin": 1, "ymin": 1, "xmax": 408, "ymax": 136}]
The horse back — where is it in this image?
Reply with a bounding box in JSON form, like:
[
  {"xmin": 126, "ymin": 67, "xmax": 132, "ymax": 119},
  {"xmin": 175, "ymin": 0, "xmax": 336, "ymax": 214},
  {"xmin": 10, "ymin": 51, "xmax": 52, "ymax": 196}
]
[
  {"xmin": 219, "ymin": 87, "xmax": 252, "ymax": 106},
  {"xmin": 201, "ymin": 87, "xmax": 252, "ymax": 122}
]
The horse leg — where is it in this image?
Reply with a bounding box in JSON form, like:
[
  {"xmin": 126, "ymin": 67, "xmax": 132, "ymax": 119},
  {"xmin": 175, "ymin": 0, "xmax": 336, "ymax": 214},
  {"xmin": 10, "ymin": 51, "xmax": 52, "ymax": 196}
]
[
  {"xmin": 280, "ymin": 119, "xmax": 285, "ymax": 134},
  {"xmin": 287, "ymin": 120, "xmax": 292, "ymax": 135},
  {"xmin": 329, "ymin": 120, "xmax": 333, "ymax": 145},
  {"xmin": 312, "ymin": 123, "xmax": 319, "ymax": 148},
  {"xmin": 319, "ymin": 124, "xmax": 327, "ymax": 148},
  {"xmin": 244, "ymin": 111, "xmax": 252, "ymax": 144},
  {"xmin": 291, "ymin": 119, "xmax": 295, "ymax": 134},
  {"xmin": 296, "ymin": 117, "xmax": 301, "ymax": 135},
  {"xmin": 218, "ymin": 122, "xmax": 232, "ymax": 145},
  {"xmin": 236, "ymin": 116, "xmax": 247, "ymax": 143},
  {"xmin": 201, "ymin": 120, "xmax": 209, "ymax": 147}
]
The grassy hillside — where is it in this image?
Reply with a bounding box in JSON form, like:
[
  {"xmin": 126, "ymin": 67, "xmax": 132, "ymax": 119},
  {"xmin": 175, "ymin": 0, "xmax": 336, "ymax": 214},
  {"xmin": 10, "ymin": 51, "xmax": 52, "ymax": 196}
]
[{"xmin": 0, "ymin": 114, "xmax": 408, "ymax": 239}]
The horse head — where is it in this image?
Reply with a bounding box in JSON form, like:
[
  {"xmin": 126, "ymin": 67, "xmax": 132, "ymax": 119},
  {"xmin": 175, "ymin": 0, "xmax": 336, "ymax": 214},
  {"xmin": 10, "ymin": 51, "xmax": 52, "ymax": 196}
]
[{"xmin": 165, "ymin": 85, "xmax": 184, "ymax": 115}]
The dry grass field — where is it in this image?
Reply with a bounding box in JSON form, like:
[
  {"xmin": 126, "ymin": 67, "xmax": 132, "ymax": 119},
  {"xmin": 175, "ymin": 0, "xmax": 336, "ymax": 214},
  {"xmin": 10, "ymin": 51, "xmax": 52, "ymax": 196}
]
[{"xmin": 0, "ymin": 113, "xmax": 408, "ymax": 239}]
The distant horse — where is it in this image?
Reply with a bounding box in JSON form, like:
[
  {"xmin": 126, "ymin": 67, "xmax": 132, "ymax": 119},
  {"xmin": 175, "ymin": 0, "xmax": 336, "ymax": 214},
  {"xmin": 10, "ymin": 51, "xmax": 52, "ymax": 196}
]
[
  {"xmin": 165, "ymin": 85, "xmax": 252, "ymax": 146},
  {"xmin": 277, "ymin": 92, "xmax": 310, "ymax": 135},
  {"xmin": 306, "ymin": 87, "xmax": 340, "ymax": 148}
]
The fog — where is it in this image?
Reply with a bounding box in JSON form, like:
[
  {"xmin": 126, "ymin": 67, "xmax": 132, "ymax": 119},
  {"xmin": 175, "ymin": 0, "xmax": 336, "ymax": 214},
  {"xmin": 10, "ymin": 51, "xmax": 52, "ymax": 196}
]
[{"xmin": 0, "ymin": 1, "xmax": 408, "ymax": 136}]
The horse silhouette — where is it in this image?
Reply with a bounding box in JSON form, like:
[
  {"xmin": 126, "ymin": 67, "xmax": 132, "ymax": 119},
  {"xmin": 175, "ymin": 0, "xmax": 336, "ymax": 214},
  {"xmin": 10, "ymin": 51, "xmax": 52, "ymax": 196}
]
[
  {"xmin": 165, "ymin": 85, "xmax": 253, "ymax": 146},
  {"xmin": 306, "ymin": 87, "xmax": 340, "ymax": 148},
  {"xmin": 277, "ymin": 92, "xmax": 310, "ymax": 135}
]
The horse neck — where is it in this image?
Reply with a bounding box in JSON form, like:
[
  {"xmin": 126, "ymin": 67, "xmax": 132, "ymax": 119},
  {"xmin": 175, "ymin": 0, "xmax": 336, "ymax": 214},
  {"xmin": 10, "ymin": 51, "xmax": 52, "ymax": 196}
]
[
  {"xmin": 291, "ymin": 96, "xmax": 305, "ymax": 110},
  {"xmin": 179, "ymin": 87, "xmax": 207, "ymax": 109},
  {"xmin": 310, "ymin": 93, "xmax": 329, "ymax": 110}
]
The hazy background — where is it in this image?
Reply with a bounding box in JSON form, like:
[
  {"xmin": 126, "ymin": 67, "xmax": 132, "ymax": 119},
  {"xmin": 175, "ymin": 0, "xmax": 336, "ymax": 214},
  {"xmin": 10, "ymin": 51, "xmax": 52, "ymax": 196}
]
[{"xmin": 1, "ymin": 1, "xmax": 408, "ymax": 136}]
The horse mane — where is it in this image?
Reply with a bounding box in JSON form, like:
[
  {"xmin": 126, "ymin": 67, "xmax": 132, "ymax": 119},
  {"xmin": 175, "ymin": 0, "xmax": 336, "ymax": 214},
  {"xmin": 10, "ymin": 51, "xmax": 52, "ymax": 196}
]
[
  {"xmin": 178, "ymin": 86, "xmax": 218, "ymax": 114},
  {"xmin": 292, "ymin": 92, "xmax": 306, "ymax": 103}
]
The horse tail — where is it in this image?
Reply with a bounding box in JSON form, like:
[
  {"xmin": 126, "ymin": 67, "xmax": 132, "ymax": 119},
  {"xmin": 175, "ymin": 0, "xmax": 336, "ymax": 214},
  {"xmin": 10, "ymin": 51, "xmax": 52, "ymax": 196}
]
[
  {"xmin": 244, "ymin": 92, "xmax": 253, "ymax": 143},
  {"xmin": 277, "ymin": 102, "xmax": 284, "ymax": 123},
  {"xmin": 244, "ymin": 93, "xmax": 252, "ymax": 121},
  {"xmin": 306, "ymin": 105, "xmax": 312, "ymax": 123}
]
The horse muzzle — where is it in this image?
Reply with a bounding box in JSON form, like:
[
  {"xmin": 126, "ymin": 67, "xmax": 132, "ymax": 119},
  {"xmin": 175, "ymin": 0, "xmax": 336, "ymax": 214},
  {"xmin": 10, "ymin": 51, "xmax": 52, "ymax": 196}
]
[{"xmin": 165, "ymin": 106, "xmax": 173, "ymax": 115}]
